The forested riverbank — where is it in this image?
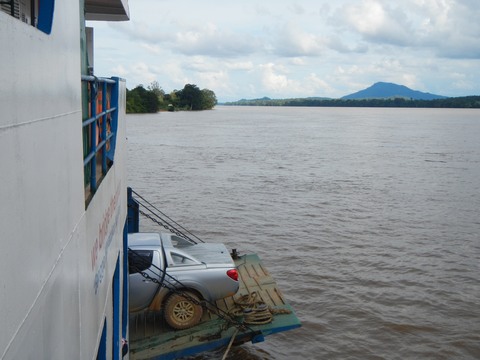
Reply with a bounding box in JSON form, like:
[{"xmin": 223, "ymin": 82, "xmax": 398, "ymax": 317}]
[
  {"xmin": 127, "ymin": 82, "xmax": 217, "ymax": 113},
  {"xmin": 223, "ymin": 95, "xmax": 480, "ymax": 108}
]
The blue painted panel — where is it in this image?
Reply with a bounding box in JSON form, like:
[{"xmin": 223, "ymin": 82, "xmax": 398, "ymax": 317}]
[
  {"xmin": 37, "ymin": 0, "xmax": 55, "ymax": 34},
  {"xmin": 127, "ymin": 188, "xmax": 139, "ymax": 233},
  {"xmin": 113, "ymin": 257, "xmax": 120, "ymax": 359},
  {"xmin": 122, "ymin": 221, "xmax": 129, "ymax": 337},
  {"xmin": 96, "ymin": 319, "xmax": 107, "ymax": 360}
]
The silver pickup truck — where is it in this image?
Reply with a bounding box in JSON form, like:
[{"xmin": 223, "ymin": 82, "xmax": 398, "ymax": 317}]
[{"xmin": 128, "ymin": 232, "xmax": 239, "ymax": 329}]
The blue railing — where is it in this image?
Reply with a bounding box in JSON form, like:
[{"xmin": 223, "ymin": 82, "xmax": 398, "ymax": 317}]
[{"xmin": 82, "ymin": 76, "xmax": 119, "ymax": 200}]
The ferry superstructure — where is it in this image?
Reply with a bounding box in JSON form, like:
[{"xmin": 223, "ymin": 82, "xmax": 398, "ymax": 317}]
[{"xmin": 1, "ymin": 1, "xmax": 130, "ymax": 359}]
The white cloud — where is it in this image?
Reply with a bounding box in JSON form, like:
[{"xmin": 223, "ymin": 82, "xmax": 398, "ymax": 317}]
[
  {"xmin": 260, "ymin": 63, "xmax": 291, "ymax": 92},
  {"xmin": 111, "ymin": 64, "xmax": 127, "ymax": 77},
  {"xmin": 333, "ymin": 0, "xmax": 480, "ymax": 59},
  {"xmin": 226, "ymin": 61, "xmax": 255, "ymax": 71},
  {"xmin": 400, "ymin": 74, "xmax": 419, "ymax": 89},
  {"xmin": 198, "ymin": 70, "xmax": 230, "ymax": 92},
  {"xmin": 305, "ymin": 73, "xmax": 335, "ymax": 95},
  {"xmin": 341, "ymin": 0, "xmax": 412, "ymax": 46},
  {"xmin": 449, "ymin": 72, "xmax": 476, "ymax": 92},
  {"xmin": 140, "ymin": 43, "xmax": 162, "ymax": 55},
  {"xmin": 171, "ymin": 22, "xmax": 262, "ymax": 58},
  {"xmin": 258, "ymin": 63, "xmax": 335, "ymax": 98},
  {"xmin": 274, "ymin": 22, "xmax": 327, "ymax": 57},
  {"xmin": 290, "ymin": 58, "xmax": 306, "ymax": 66},
  {"xmin": 130, "ymin": 62, "xmax": 158, "ymax": 85}
]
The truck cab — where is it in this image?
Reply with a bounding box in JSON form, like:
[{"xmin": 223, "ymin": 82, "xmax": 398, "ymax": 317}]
[{"xmin": 127, "ymin": 232, "xmax": 239, "ymax": 329}]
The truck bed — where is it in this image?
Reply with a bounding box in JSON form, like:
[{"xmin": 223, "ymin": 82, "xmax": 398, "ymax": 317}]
[
  {"xmin": 182, "ymin": 243, "xmax": 233, "ymax": 266},
  {"xmin": 163, "ymin": 234, "xmax": 234, "ymax": 266}
]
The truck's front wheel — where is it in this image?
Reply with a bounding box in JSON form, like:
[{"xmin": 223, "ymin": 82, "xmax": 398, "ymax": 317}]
[{"xmin": 164, "ymin": 292, "xmax": 203, "ymax": 329}]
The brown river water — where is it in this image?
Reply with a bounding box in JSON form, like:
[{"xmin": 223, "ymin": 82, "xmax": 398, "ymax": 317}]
[{"xmin": 127, "ymin": 106, "xmax": 480, "ymax": 360}]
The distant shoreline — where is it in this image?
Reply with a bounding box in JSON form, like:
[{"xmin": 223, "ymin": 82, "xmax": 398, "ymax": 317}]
[{"xmin": 221, "ymin": 96, "xmax": 480, "ymax": 109}]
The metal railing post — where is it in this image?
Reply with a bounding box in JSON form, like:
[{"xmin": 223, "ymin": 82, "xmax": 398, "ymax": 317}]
[
  {"xmin": 101, "ymin": 81, "xmax": 108, "ymax": 174},
  {"xmin": 90, "ymin": 82, "xmax": 97, "ymax": 192}
]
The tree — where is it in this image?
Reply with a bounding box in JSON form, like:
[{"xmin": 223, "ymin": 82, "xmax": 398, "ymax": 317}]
[
  {"xmin": 201, "ymin": 89, "xmax": 217, "ymax": 110},
  {"xmin": 126, "ymin": 85, "xmax": 160, "ymax": 113},
  {"xmin": 177, "ymin": 84, "xmax": 203, "ymax": 110},
  {"xmin": 148, "ymin": 81, "xmax": 165, "ymax": 102}
]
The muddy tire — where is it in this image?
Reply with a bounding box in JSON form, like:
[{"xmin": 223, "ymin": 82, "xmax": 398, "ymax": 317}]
[{"xmin": 164, "ymin": 292, "xmax": 203, "ymax": 330}]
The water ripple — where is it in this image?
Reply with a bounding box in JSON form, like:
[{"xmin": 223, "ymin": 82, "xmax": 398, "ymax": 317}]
[{"xmin": 127, "ymin": 107, "xmax": 480, "ymax": 359}]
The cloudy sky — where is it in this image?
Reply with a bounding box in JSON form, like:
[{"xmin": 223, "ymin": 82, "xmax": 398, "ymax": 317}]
[{"xmin": 89, "ymin": 0, "xmax": 480, "ymax": 101}]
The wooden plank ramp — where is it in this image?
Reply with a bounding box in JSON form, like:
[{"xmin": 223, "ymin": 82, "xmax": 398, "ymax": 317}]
[{"xmin": 129, "ymin": 253, "xmax": 301, "ymax": 360}]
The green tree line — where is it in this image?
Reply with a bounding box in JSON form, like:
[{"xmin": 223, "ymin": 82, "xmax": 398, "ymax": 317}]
[
  {"xmin": 126, "ymin": 82, "xmax": 217, "ymax": 113},
  {"xmin": 224, "ymin": 96, "xmax": 480, "ymax": 108}
]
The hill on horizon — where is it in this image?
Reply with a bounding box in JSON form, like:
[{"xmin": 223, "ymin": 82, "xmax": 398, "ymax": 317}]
[{"xmin": 342, "ymin": 82, "xmax": 447, "ymax": 100}]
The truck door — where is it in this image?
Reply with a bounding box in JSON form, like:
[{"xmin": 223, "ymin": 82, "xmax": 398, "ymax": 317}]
[{"xmin": 128, "ymin": 249, "xmax": 162, "ymax": 311}]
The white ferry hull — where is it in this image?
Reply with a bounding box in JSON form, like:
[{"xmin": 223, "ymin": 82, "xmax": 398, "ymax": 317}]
[{"xmin": 0, "ymin": 1, "xmax": 129, "ymax": 359}]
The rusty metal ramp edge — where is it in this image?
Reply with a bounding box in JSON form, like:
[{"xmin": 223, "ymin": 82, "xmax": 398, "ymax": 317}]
[{"xmin": 129, "ymin": 253, "xmax": 302, "ymax": 360}]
